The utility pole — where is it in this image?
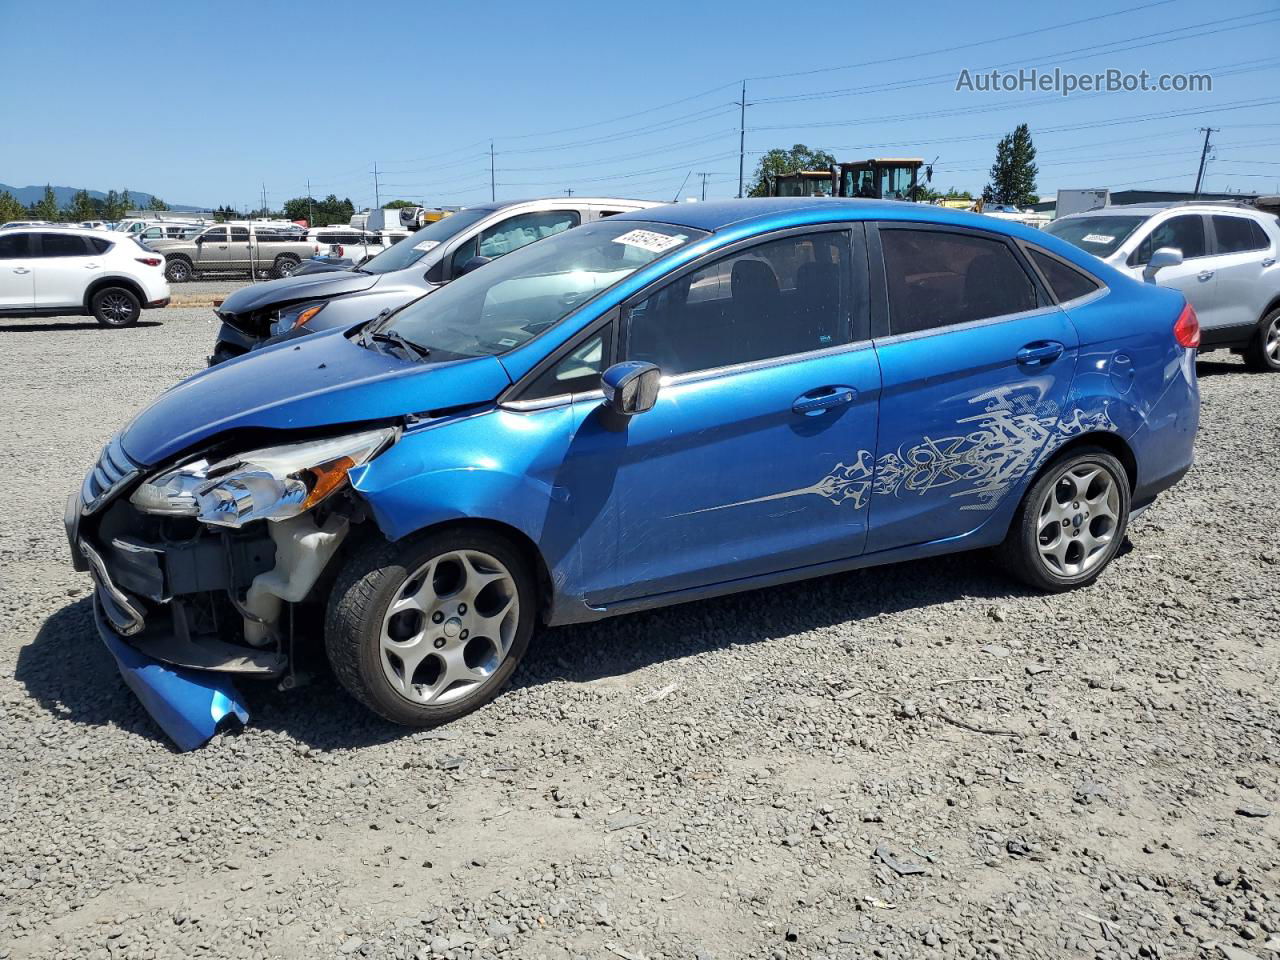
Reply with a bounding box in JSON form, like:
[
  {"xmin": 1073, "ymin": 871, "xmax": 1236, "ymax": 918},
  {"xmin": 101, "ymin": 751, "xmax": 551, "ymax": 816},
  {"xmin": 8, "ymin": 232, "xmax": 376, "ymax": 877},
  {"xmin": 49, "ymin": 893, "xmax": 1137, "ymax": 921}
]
[
  {"xmin": 1193, "ymin": 127, "xmax": 1217, "ymax": 197},
  {"xmin": 306, "ymin": 179, "xmax": 312, "ymax": 227},
  {"xmin": 260, "ymin": 183, "xmax": 267, "ymax": 218},
  {"xmin": 698, "ymin": 172, "xmax": 710, "ymax": 201},
  {"xmin": 737, "ymin": 80, "xmax": 747, "ymax": 199},
  {"xmin": 565, "ymin": 188, "xmax": 574, "ymax": 197},
  {"xmin": 372, "ymin": 161, "xmax": 381, "ymax": 209},
  {"xmin": 489, "ymin": 141, "xmax": 496, "ymax": 202}
]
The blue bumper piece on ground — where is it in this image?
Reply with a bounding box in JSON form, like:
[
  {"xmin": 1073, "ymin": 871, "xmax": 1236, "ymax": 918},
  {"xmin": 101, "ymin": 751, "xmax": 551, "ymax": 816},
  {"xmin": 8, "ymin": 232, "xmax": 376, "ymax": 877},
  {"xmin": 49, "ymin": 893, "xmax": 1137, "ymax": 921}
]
[{"xmin": 95, "ymin": 601, "xmax": 249, "ymax": 751}]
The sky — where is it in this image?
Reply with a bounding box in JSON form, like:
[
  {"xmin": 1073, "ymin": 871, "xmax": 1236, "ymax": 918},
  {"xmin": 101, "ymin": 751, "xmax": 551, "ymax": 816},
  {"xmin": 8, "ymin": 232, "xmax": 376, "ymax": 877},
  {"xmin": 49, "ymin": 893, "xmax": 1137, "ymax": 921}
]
[{"xmin": 1, "ymin": 0, "xmax": 1278, "ymax": 211}]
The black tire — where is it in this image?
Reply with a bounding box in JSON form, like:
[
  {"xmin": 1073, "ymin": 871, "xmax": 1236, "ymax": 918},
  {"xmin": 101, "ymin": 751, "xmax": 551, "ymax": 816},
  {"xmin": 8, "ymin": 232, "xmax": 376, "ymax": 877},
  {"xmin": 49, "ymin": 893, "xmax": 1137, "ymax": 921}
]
[
  {"xmin": 91, "ymin": 286, "xmax": 141, "ymax": 328},
  {"xmin": 996, "ymin": 445, "xmax": 1131, "ymax": 592},
  {"xmin": 1242, "ymin": 307, "xmax": 1280, "ymax": 373},
  {"xmin": 271, "ymin": 255, "xmax": 300, "ymax": 279},
  {"xmin": 164, "ymin": 257, "xmax": 193, "ymax": 283},
  {"xmin": 325, "ymin": 526, "xmax": 536, "ymax": 727}
]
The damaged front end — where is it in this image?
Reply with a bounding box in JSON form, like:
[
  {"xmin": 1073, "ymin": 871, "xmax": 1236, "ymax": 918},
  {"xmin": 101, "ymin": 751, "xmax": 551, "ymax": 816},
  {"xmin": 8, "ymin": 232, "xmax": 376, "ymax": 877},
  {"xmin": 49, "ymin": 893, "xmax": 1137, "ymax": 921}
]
[{"xmin": 66, "ymin": 428, "xmax": 395, "ymax": 749}]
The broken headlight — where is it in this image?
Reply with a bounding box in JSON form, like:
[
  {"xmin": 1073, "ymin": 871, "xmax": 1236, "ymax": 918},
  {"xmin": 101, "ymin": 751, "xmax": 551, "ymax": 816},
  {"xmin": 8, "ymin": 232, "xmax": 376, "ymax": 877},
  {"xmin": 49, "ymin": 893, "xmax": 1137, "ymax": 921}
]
[
  {"xmin": 270, "ymin": 301, "xmax": 327, "ymax": 338},
  {"xmin": 129, "ymin": 428, "xmax": 394, "ymax": 528}
]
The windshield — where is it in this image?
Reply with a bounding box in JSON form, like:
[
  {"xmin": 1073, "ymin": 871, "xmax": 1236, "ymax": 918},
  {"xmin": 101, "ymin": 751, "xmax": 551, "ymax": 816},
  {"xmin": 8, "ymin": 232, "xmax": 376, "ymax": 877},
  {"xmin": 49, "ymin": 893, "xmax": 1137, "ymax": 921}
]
[
  {"xmin": 358, "ymin": 208, "xmax": 490, "ymax": 275},
  {"xmin": 380, "ymin": 220, "xmax": 706, "ymax": 358},
  {"xmin": 1044, "ymin": 215, "xmax": 1145, "ymax": 258}
]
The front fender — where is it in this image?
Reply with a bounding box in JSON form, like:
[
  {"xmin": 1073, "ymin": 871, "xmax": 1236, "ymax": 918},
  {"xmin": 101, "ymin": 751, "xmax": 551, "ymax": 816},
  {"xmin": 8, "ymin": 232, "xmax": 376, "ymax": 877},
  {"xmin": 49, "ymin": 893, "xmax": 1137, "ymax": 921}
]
[{"xmin": 350, "ymin": 404, "xmax": 586, "ymax": 590}]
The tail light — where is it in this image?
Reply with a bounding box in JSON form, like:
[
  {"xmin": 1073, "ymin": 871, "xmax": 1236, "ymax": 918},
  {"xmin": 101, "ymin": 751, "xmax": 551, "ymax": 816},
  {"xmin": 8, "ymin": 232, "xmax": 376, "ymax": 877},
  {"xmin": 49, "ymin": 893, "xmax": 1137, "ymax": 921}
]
[
  {"xmin": 1173, "ymin": 302, "xmax": 1200, "ymax": 348},
  {"xmin": 136, "ymin": 257, "xmax": 163, "ymax": 267}
]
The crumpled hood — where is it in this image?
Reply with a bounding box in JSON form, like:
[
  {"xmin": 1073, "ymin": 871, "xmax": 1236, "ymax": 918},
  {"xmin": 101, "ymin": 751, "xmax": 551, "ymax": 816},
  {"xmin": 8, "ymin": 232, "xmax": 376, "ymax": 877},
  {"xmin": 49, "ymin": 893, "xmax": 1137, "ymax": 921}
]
[
  {"xmin": 217, "ymin": 269, "xmax": 382, "ymax": 318},
  {"xmin": 120, "ymin": 328, "xmax": 512, "ymax": 466}
]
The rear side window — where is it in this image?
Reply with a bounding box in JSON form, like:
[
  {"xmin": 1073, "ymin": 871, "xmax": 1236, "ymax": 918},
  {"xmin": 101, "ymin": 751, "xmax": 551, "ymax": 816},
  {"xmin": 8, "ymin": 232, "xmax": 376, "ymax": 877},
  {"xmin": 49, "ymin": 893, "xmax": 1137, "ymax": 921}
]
[
  {"xmin": 230, "ymin": 227, "xmax": 249, "ymax": 241},
  {"xmin": 0, "ymin": 233, "xmax": 31, "ymax": 258},
  {"xmin": 1028, "ymin": 249, "xmax": 1101, "ymax": 303},
  {"xmin": 880, "ymin": 228, "xmax": 1037, "ymax": 335},
  {"xmin": 1133, "ymin": 215, "xmax": 1205, "ymax": 264},
  {"xmin": 36, "ymin": 233, "xmax": 90, "ymax": 257},
  {"xmin": 1212, "ymin": 215, "xmax": 1270, "ymax": 254},
  {"xmin": 90, "ymin": 237, "xmax": 113, "ymax": 254},
  {"xmin": 201, "ymin": 228, "xmax": 227, "ymax": 243}
]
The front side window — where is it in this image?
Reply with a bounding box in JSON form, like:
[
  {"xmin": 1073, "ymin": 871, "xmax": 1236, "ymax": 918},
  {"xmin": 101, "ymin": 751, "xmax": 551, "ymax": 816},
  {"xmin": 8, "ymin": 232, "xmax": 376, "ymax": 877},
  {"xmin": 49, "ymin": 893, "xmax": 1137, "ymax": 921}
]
[
  {"xmin": 36, "ymin": 233, "xmax": 89, "ymax": 258},
  {"xmin": 453, "ymin": 210, "xmax": 582, "ymax": 273},
  {"xmin": 881, "ymin": 228, "xmax": 1037, "ymax": 335},
  {"xmin": 1132, "ymin": 215, "xmax": 1206, "ymax": 264},
  {"xmin": 1028, "ymin": 248, "xmax": 1101, "ymax": 303},
  {"xmin": 1212, "ymin": 215, "xmax": 1269, "ymax": 254},
  {"xmin": 381, "ymin": 220, "xmax": 704, "ymax": 359},
  {"xmin": 0, "ymin": 233, "xmax": 31, "ymax": 258},
  {"xmin": 625, "ymin": 231, "xmax": 853, "ymax": 376},
  {"xmin": 360, "ymin": 208, "xmax": 492, "ymax": 275}
]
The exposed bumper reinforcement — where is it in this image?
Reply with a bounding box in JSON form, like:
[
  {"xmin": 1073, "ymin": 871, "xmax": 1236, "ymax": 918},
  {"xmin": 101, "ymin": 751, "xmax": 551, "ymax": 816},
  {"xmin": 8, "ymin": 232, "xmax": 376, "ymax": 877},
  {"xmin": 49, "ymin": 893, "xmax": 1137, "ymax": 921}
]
[{"xmin": 94, "ymin": 597, "xmax": 249, "ymax": 751}]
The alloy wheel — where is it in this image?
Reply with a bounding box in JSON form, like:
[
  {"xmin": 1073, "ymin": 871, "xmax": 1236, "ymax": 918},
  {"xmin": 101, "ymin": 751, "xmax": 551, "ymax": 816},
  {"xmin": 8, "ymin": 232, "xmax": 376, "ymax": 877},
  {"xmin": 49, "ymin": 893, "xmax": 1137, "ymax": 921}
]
[
  {"xmin": 1035, "ymin": 461, "xmax": 1120, "ymax": 578},
  {"xmin": 100, "ymin": 292, "xmax": 134, "ymax": 324},
  {"xmin": 378, "ymin": 550, "xmax": 520, "ymax": 706},
  {"xmin": 1266, "ymin": 315, "xmax": 1280, "ymax": 366}
]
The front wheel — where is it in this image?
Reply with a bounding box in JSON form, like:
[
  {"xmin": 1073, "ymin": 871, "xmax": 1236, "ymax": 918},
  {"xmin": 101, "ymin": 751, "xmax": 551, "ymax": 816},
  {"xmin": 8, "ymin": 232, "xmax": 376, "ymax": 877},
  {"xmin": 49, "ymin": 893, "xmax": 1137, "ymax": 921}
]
[
  {"xmin": 91, "ymin": 287, "xmax": 141, "ymax": 327},
  {"xmin": 326, "ymin": 528, "xmax": 535, "ymax": 726},
  {"xmin": 1243, "ymin": 307, "xmax": 1280, "ymax": 372},
  {"xmin": 996, "ymin": 446, "xmax": 1130, "ymax": 592}
]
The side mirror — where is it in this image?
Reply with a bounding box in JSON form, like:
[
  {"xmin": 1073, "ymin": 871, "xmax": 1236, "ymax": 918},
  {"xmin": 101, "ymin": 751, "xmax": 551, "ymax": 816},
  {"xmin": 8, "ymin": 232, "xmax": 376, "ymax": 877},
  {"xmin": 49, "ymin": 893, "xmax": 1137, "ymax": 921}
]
[
  {"xmin": 458, "ymin": 255, "xmax": 491, "ymax": 276},
  {"xmin": 601, "ymin": 361, "xmax": 661, "ymax": 416},
  {"xmin": 1143, "ymin": 246, "xmax": 1182, "ymax": 284}
]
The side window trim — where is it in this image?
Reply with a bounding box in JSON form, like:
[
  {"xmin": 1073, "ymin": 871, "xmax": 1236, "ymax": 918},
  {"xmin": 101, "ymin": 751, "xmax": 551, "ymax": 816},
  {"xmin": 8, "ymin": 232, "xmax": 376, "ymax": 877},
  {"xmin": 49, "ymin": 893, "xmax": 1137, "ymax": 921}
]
[
  {"xmin": 870, "ymin": 221, "xmax": 1051, "ymax": 340},
  {"xmin": 616, "ymin": 224, "xmax": 868, "ymax": 380}
]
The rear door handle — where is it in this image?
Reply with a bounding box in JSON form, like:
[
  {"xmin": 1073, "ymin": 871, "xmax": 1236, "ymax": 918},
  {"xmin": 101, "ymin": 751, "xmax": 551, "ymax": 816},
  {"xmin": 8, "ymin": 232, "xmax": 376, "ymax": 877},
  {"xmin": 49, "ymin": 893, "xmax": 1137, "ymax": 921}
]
[
  {"xmin": 1197, "ymin": 270, "xmax": 1214, "ymax": 282},
  {"xmin": 793, "ymin": 385, "xmax": 856, "ymax": 415},
  {"xmin": 1016, "ymin": 341, "xmax": 1065, "ymax": 366},
  {"xmin": 1263, "ymin": 258, "xmax": 1276, "ymax": 268},
  {"xmin": 85, "ymin": 262, "xmax": 100, "ymax": 269},
  {"xmin": 12, "ymin": 267, "xmax": 30, "ymax": 275}
]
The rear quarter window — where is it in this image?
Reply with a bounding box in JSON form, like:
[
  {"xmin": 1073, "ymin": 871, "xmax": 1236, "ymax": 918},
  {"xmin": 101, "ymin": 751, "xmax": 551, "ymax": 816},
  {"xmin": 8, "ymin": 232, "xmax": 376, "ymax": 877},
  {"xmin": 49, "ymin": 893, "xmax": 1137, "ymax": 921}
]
[
  {"xmin": 1028, "ymin": 248, "xmax": 1101, "ymax": 303},
  {"xmin": 1212, "ymin": 215, "xmax": 1271, "ymax": 254}
]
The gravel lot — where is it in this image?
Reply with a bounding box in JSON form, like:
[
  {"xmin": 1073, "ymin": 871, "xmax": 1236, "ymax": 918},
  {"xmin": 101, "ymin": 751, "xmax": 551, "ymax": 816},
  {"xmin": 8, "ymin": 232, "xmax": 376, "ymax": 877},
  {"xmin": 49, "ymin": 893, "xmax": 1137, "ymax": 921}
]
[{"xmin": 1, "ymin": 307, "xmax": 1277, "ymax": 960}]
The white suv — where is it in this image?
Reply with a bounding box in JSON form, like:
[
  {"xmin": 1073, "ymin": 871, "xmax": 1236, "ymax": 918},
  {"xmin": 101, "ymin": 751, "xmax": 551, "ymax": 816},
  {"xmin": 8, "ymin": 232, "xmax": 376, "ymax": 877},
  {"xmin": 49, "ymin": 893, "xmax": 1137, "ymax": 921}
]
[
  {"xmin": 0, "ymin": 227, "xmax": 170, "ymax": 327},
  {"xmin": 1046, "ymin": 201, "xmax": 1280, "ymax": 371}
]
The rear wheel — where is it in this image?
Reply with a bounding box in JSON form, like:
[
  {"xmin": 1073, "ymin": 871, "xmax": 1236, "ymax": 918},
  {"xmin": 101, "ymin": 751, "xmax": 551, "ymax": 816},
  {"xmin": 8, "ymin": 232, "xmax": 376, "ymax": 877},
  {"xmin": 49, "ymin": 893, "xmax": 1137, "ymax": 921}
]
[
  {"xmin": 272, "ymin": 255, "xmax": 300, "ymax": 279},
  {"xmin": 164, "ymin": 257, "xmax": 193, "ymax": 283},
  {"xmin": 91, "ymin": 287, "xmax": 141, "ymax": 328},
  {"xmin": 996, "ymin": 446, "xmax": 1130, "ymax": 592},
  {"xmin": 1243, "ymin": 307, "xmax": 1280, "ymax": 372},
  {"xmin": 326, "ymin": 528, "xmax": 535, "ymax": 726}
]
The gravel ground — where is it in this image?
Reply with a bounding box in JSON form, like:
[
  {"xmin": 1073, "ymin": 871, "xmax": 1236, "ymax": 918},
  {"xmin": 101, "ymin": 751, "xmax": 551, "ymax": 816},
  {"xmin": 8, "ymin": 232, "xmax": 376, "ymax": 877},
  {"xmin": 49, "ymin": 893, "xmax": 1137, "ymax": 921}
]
[{"xmin": 1, "ymin": 309, "xmax": 1278, "ymax": 960}]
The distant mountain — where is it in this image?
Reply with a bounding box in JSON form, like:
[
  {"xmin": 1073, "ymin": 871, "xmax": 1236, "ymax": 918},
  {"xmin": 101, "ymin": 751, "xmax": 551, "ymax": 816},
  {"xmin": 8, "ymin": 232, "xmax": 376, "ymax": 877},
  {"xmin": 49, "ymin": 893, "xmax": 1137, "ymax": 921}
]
[{"xmin": 0, "ymin": 183, "xmax": 206, "ymax": 212}]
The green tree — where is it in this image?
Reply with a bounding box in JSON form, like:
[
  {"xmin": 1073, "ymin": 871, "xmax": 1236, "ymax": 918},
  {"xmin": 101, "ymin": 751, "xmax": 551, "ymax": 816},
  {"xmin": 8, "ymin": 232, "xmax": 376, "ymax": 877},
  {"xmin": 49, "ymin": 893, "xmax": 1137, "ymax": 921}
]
[
  {"xmin": 147, "ymin": 195, "xmax": 169, "ymax": 211},
  {"xmin": 985, "ymin": 124, "xmax": 1039, "ymax": 208},
  {"xmin": 32, "ymin": 184, "xmax": 60, "ymax": 221},
  {"xmin": 746, "ymin": 144, "xmax": 837, "ymax": 198},
  {"xmin": 101, "ymin": 189, "xmax": 127, "ymax": 220},
  {"xmin": 67, "ymin": 189, "xmax": 98, "ymax": 222},
  {"xmin": 120, "ymin": 189, "xmax": 134, "ymax": 214},
  {"xmin": 382, "ymin": 199, "xmax": 419, "ymax": 209},
  {"xmin": 0, "ymin": 190, "xmax": 25, "ymax": 224}
]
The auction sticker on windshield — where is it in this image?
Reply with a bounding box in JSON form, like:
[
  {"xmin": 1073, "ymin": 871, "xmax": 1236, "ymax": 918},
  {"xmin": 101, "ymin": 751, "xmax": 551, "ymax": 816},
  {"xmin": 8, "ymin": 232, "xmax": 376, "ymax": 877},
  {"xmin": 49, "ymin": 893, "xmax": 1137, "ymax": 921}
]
[
  {"xmin": 1081, "ymin": 234, "xmax": 1115, "ymax": 244},
  {"xmin": 414, "ymin": 239, "xmax": 441, "ymax": 252},
  {"xmin": 612, "ymin": 229, "xmax": 687, "ymax": 253}
]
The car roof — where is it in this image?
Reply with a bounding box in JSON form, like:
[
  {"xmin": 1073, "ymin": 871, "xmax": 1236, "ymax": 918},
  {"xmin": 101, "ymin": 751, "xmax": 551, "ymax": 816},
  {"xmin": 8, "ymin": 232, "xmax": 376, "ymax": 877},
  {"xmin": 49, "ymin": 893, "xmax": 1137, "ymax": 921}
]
[
  {"xmin": 605, "ymin": 197, "xmax": 1028, "ymax": 234},
  {"xmin": 1060, "ymin": 202, "xmax": 1267, "ymax": 219}
]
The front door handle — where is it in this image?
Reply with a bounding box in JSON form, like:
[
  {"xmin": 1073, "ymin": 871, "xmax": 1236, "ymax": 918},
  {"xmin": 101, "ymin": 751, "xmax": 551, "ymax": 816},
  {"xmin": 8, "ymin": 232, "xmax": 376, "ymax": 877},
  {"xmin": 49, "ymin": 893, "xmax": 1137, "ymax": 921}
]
[
  {"xmin": 1016, "ymin": 341, "xmax": 1065, "ymax": 366},
  {"xmin": 1263, "ymin": 258, "xmax": 1276, "ymax": 268},
  {"xmin": 793, "ymin": 385, "xmax": 856, "ymax": 416},
  {"xmin": 12, "ymin": 267, "xmax": 31, "ymax": 275},
  {"xmin": 1197, "ymin": 270, "xmax": 1214, "ymax": 282}
]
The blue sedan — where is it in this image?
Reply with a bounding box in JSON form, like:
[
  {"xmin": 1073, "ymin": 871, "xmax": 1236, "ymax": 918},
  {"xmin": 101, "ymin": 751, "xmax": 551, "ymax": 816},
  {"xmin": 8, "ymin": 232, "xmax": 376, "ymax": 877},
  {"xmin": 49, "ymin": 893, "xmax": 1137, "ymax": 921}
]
[{"xmin": 67, "ymin": 198, "xmax": 1200, "ymax": 747}]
